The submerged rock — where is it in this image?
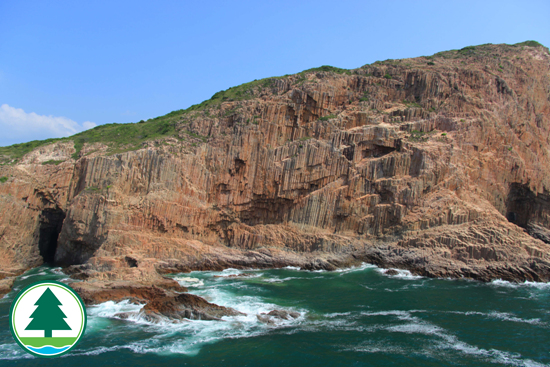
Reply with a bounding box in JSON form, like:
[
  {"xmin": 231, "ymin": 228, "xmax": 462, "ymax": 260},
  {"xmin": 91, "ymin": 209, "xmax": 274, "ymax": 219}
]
[
  {"xmin": 71, "ymin": 280, "xmax": 243, "ymax": 322},
  {"xmin": 142, "ymin": 292, "xmax": 244, "ymax": 321},
  {"xmin": 0, "ymin": 277, "xmax": 15, "ymax": 298},
  {"xmin": 257, "ymin": 309, "xmax": 301, "ymax": 325}
]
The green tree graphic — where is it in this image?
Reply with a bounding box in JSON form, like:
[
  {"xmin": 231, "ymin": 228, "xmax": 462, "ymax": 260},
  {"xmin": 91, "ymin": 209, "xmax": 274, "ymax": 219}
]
[{"xmin": 25, "ymin": 287, "xmax": 71, "ymax": 338}]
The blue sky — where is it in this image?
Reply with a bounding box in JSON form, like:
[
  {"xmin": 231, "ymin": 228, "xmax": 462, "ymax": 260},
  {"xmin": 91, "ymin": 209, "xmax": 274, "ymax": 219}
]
[{"xmin": 1, "ymin": 0, "xmax": 549, "ymax": 146}]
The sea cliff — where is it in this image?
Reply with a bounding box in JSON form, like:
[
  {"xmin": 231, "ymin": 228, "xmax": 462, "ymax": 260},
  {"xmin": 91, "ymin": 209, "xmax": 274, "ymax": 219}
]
[{"xmin": 1, "ymin": 42, "xmax": 549, "ymax": 305}]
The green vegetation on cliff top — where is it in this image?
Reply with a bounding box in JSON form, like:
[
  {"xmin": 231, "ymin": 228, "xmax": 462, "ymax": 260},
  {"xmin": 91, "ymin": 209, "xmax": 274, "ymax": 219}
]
[
  {"xmin": 0, "ymin": 41, "xmax": 546, "ymax": 164},
  {"xmin": 431, "ymin": 40, "xmax": 549, "ymax": 59}
]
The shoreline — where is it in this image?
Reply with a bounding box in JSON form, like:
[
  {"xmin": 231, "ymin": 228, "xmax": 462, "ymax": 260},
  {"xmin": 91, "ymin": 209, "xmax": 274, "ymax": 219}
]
[
  {"xmin": 2, "ymin": 259, "xmax": 549, "ymax": 325},
  {"xmin": 2, "ymin": 247, "xmax": 550, "ymax": 299}
]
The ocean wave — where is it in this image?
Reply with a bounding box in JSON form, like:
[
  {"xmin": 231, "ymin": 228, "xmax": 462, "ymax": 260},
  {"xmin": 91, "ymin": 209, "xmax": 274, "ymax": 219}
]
[
  {"xmin": 376, "ymin": 267, "xmax": 424, "ymax": 280},
  {"xmin": 436, "ymin": 336, "xmax": 548, "ymax": 367},
  {"xmin": 65, "ymin": 345, "xmax": 122, "ymax": 357},
  {"xmin": 334, "ymin": 262, "xmax": 378, "ymax": 274},
  {"xmin": 190, "ymin": 286, "xmax": 305, "ymax": 324},
  {"xmin": 299, "ymin": 262, "xmax": 377, "ymax": 274},
  {"xmin": 447, "ymin": 310, "xmax": 546, "ymax": 326},
  {"xmin": 80, "ymin": 282, "xmax": 307, "ymax": 357},
  {"xmin": 88, "ymin": 299, "xmax": 145, "ymax": 319},
  {"xmin": 324, "ymin": 311, "xmax": 353, "ymax": 318},
  {"xmin": 283, "ymin": 266, "xmax": 301, "ymax": 270},
  {"xmin": 386, "ymin": 322, "xmax": 445, "ymax": 336},
  {"xmin": 377, "ymin": 312, "xmax": 547, "ymax": 367},
  {"xmin": 261, "ymin": 276, "xmax": 300, "ymax": 283},
  {"xmin": 86, "ymin": 299, "xmax": 147, "ymax": 331},
  {"xmin": 333, "ymin": 309, "xmax": 548, "ymax": 367},
  {"xmin": 0, "ymin": 343, "xmax": 34, "ymax": 360},
  {"xmin": 344, "ymin": 341, "xmax": 407, "ymax": 355},
  {"xmin": 360, "ymin": 310, "xmax": 426, "ymax": 320},
  {"xmin": 491, "ymin": 279, "xmax": 550, "ymax": 290},
  {"xmin": 51, "ymin": 267, "xmax": 64, "ymax": 275},
  {"xmin": 19, "ymin": 271, "xmax": 47, "ymax": 280},
  {"xmin": 211, "ymin": 268, "xmax": 247, "ymax": 277},
  {"xmin": 173, "ymin": 276, "xmax": 204, "ymax": 287}
]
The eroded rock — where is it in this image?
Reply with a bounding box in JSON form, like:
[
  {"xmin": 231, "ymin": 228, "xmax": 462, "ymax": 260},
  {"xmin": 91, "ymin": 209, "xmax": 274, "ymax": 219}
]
[
  {"xmin": 257, "ymin": 309, "xmax": 301, "ymax": 325},
  {"xmin": 0, "ymin": 43, "xmax": 549, "ymax": 295},
  {"xmin": 71, "ymin": 280, "xmax": 243, "ymax": 322}
]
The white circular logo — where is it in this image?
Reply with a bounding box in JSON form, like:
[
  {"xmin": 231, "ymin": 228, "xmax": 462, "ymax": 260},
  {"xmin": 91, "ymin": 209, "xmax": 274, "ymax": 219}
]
[{"xmin": 9, "ymin": 281, "xmax": 87, "ymax": 358}]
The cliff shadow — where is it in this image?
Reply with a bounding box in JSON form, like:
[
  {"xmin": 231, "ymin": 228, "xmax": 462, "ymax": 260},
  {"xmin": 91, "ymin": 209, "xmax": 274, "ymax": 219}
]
[
  {"xmin": 37, "ymin": 208, "xmax": 66, "ymax": 264},
  {"xmin": 506, "ymin": 183, "xmax": 550, "ymax": 244}
]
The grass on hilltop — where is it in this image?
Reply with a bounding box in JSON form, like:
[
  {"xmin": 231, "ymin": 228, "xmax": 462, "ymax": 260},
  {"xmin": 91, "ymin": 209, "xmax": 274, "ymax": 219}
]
[
  {"xmin": 0, "ymin": 113, "xmax": 183, "ymax": 164},
  {"xmin": 0, "ymin": 63, "xmax": 354, "ymax": 164},
  {"xmin": 431, "ymin": 40, "xmax": 549, "ymax": 59}
]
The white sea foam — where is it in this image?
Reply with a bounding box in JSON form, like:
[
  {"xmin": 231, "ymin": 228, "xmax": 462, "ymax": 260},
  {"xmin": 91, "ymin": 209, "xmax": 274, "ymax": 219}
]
[
  {"xmin": 303, "ymin": 262, "xmax": 377, "ymax": 274},
  {"xmin": 51, "ymin": 267, "xmax": 64, "ymax": 275},
  {"xmin": 79, "ymin": 279, "xmax": 306, "ymax": 357},
  {"xmin": 211, "ymin": 268, "xmax": 244, "ymax": 277},
  {"xmin": 491, "ymin": 279, "xmax": 550, "ymax": 290},
  {"xmin": 335, "ymin": 262, "xmax": 378, "ymax": 274},
  {"xmin": 262, "ymin": 276, "xmax": 300, "ymax": 283},
  {"xmin": 65, "ymin": 345, "xmax": 122, "ymax": 357},
  {"xmin": 0, "ymin": 343, "xmax": 34, "ymax": 360},
  {"xmin": 437, "ymin": 338, "xmax": 548, "ymax": 367},
  {"xmin": 191, "ymin": 285, "xmax": 305, "ymax": 325},
  {"xmin": 447, "ymin": 310, "xmax": 546, "ymax": 326},
  {"xmin": 376, "ymin": 267, "xmax": 423, "ymax": 279},
  {"xmin": 360, "ymin": 310, "xmax": 427, "ymax": 320},
  {"xmin": 387, "ymin": 322, "xmax": 445, "ymax": 335},
  {"xmin": 345, "ymin": 341, "xmax": 407, "ymax": 354},
  {"xmin": 374, "ymin": 311, "xmax": 547, "ymax": 367},
  {"xmin": 173, "ymin": 276, "xmax": 204, "ymax": 287},
  {"xmin": 337, "ymin": 308, "xmax": 548, "ymax": 367},
  {"xmin": 20, "ymin": 271, "xmax": 47, "ymax": 280},
  {"xmin": 284, "ymin": 266, "xmax": 301, "ymax": 270},
  {"xmin": 325, "ymin": 311, "xmax": 353, "ymax": 318},
  {"xmin": 87, "ymin": 299, "xmax": 145, "ymax": 318}
]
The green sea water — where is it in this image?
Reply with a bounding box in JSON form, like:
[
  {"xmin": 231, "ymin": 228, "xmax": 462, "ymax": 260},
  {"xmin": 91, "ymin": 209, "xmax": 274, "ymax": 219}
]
[{"xmin": 0, "ymin": 264, "xmax": 548, "ymax": 366}]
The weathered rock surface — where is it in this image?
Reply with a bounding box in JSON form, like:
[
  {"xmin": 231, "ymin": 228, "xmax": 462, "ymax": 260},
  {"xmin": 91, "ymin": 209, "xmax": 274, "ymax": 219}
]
[
  {"xmin": 256, "ymin": 310, "xmax": 301, "ymax": 325},
  {"xmin": 1, "ymin": 43, "xmax": 550, "ymax": 299},
  {"xmin": 70, "ymin": 280, "xmax": 243, "ymax": 322},
  {"xmin": 69, "ymin": 280, "xmax": 187, "ymax": 305},
  {"xmin": 141, "ymin": 292, "xmax": 244, "ymax": 322},
  {"xmin": 0, "ymin": 277, "xmax": 15, "ymax": 298}
]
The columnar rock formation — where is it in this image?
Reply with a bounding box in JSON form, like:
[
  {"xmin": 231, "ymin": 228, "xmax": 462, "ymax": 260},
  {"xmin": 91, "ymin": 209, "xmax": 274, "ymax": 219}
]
[{"xmin": 1, "ymin": 43, "xmax": 550, "ymax": 296}]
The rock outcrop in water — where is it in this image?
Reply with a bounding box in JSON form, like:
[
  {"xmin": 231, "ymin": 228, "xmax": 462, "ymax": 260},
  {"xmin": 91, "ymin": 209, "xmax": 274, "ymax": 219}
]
[
  {"xmin": 1, "ymin": 42, "xmax": 550, "ymax": 297},
  {"xmin": 71, "ymin": 280, "xmax": 243, "ymax": 322}
]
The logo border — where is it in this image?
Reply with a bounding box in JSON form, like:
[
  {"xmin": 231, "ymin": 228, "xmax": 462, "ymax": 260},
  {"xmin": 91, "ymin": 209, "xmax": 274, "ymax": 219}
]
[{"xmin": 9, "ymin": 280, "xmax": 87, "ymax": 358}]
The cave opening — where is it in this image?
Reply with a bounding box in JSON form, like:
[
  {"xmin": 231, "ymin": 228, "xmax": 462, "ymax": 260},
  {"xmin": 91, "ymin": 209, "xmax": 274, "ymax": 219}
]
[
  {"xmin": 506, "ymin": 183, "xmax": 536, "ymax": 228},
  {"xmin": 506, "ymin": 183, "xmax": 550, "ymax": 244},
  {"xmin": 361, "ymin": 144, "xmax": 396, "ymax": 159},
  {"xmin": 37, "ymin": 208, "xmax": 66, "ymax": 265}
]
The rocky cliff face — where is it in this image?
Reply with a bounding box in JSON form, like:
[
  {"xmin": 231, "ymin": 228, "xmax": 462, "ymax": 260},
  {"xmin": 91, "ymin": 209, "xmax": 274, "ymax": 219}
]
[{"xmin": 1, "ymin": 43, "xmax": 550, "ymax": 295}]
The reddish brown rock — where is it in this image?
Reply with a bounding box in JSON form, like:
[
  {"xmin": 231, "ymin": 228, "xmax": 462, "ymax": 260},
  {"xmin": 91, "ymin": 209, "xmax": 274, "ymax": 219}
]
[
  {"xmin": 142, "ymin": 292, "xmax": 244, "ymax": 321},
  {"xmin": 0, "ymin": 43, "xmax": 549, "ymax": 297},
  {"xmin": 70, "ymin": 280, "xmax": 242, "ymax": 322},
  {"xmin": 69, "ymin": 280, "xmax": 186, "ymax": 305},
  {"xmin": 0, "ymin": 277, "xmax": 15, "ymax": 298}
]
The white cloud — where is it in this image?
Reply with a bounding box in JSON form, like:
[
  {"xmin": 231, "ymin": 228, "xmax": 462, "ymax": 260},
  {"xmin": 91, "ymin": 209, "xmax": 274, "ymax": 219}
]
[{"xmin": 0, "ymin": 104, "xmax": 96, "ymax": 146}]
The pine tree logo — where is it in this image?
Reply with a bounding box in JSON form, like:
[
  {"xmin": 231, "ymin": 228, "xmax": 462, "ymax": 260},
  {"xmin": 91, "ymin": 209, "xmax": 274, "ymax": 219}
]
[
  {"xmin": 9, "ymin": 281, "xmax": 87, "ymax": 358},
  {"xmin": 26, "ymin": 287, "xmax": 72, "ymax": 337}
]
